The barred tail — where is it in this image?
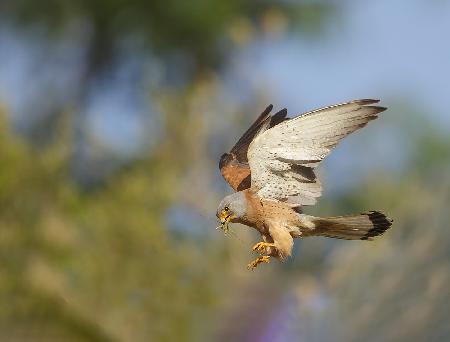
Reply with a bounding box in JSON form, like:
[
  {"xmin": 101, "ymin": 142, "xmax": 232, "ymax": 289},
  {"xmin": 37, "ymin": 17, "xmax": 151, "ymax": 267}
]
[{"xmin": 312, "ymin": 211, "xmax": 393, "ymax": 240}]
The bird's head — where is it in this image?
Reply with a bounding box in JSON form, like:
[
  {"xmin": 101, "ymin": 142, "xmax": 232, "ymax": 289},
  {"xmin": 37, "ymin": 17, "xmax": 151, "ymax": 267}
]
[{"xmin": 216, "ymin": 192, "xmax": 247, "ymax": 225}]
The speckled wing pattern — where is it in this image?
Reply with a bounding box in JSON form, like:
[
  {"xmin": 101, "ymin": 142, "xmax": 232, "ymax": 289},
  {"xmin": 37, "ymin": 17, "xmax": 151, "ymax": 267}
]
[
  {"xmin": 247, "ymin": 99, "xmax": 387, "ymax": 206},
  {"xmin": 219, "ymin": 105, "xmax": 287, "ymax": 191}
]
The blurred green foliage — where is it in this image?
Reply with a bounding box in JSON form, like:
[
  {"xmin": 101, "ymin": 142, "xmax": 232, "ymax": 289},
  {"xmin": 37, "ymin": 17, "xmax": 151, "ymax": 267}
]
[
  {"xmin": 1, "ymin": 0, "xmax": 334, "ymax": 71},
  {"xmin": 0, "ymin": 104, "xmax": 224, "ymax": 340}
]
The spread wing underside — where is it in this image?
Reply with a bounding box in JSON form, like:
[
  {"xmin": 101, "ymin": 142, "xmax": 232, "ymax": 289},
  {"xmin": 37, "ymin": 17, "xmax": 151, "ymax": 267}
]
[{"xmin": 247, "ymin": 99, "xmax": 387, "ymax": 206}]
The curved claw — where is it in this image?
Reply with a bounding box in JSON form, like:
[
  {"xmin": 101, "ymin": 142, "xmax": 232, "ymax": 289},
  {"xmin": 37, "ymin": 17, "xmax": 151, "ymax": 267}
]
[
  {"xmin": 252, "ymin": 242, "xmax": 276, "ymax": 255},
  {"xmin": 247, "ymin": 256, "xmax": 270, "ymax": 270}
]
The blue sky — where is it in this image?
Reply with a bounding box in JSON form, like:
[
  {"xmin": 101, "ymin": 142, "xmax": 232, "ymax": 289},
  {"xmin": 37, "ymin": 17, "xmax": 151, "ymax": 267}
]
[{"xmin": 229, "ymin": 0, "xmax": 450, "ymax": 122}]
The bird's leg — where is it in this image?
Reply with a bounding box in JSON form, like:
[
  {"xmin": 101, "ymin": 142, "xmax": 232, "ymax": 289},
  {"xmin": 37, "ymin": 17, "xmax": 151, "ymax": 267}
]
[
  {"xmin": 252, "ymin": 242, "xmax": 276, "ymax": 255},
  {"xmin": 247, "ymin": 256, "xmax": 270, "ymax": 270}
]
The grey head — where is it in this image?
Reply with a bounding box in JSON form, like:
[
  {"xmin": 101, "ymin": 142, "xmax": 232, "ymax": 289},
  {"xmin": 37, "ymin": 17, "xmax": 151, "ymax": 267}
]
[{"xmin": 216, "ymin": 192, "xmax": 247, "ymax": 224}]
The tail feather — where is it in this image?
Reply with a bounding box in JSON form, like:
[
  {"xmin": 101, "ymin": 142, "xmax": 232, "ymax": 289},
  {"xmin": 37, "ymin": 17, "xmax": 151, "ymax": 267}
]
[{"xmin": 312, "ymin": 211, "xmax": 393, "ymax": 241}]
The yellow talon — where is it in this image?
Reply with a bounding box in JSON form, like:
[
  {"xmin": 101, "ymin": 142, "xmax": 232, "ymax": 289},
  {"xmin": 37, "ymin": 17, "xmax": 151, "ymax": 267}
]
[
  {"xmin": 247, "ymin": 256, "xmax": 271, "ymax": 270},
  {"xmin": 252, "ymin": 242, "xmax": 276, "ymax": 255}
]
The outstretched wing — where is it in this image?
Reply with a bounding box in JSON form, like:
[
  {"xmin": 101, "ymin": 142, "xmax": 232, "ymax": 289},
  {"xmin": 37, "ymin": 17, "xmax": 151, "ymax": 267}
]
[
  {"xmin": 247, "ymin": 99, "xmax": 387, "ymax": 205},
  {"xmin": 219, "ymin": 105, "xmax": 287, "ymax": 191}
]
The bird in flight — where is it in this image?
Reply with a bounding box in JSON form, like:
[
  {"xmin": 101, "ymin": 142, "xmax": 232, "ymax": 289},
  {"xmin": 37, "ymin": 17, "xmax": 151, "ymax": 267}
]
[{"xmin": 217, "ymin": 99, "xmax": 393, "ymax": 270}]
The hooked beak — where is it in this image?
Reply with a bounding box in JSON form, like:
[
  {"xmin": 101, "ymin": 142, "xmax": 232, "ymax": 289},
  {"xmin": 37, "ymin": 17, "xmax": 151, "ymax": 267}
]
[{"xmin": 218, "ymin": 210, "xmax": 231, "ymax": 224}]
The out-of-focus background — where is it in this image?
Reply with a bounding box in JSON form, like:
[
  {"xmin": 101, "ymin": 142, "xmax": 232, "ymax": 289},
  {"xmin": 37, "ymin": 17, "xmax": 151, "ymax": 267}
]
[{"xmin": 0, "ymin": 0, "xmax": 449, "ymax": 341}]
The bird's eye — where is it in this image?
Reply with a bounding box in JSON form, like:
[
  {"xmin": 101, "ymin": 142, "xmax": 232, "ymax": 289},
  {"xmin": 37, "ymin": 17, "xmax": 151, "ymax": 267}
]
[{"xmin": 224, "ymin": 206, "xmax": 229, "ymax": 211}]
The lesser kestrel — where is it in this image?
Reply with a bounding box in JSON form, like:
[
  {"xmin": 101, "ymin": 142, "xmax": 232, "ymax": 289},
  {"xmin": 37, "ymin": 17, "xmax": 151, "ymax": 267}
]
[{"xmin": 217, "ymin": 100, "xmax": 393, "ymax": 269}]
